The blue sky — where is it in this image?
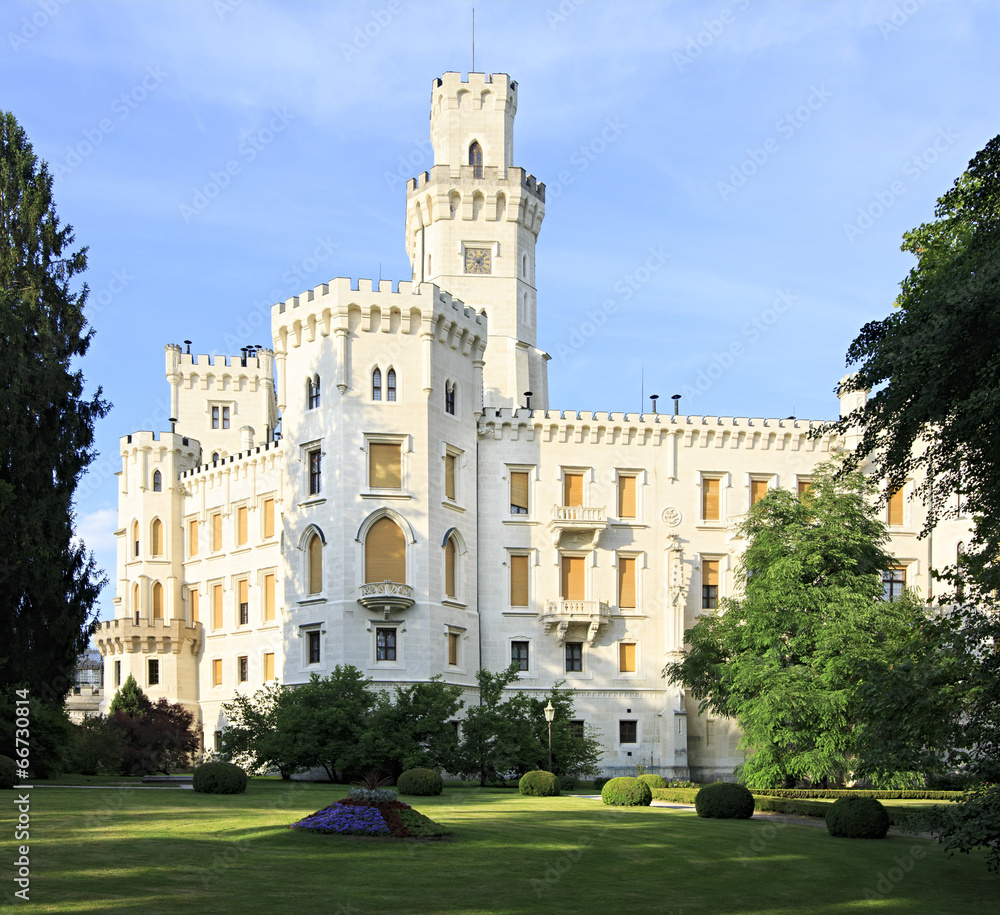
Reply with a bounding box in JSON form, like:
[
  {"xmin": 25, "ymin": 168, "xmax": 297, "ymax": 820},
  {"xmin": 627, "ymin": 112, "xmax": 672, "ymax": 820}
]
[{"xmin": 3, "ymin": 0, "xmax": 997, "ymax": 620}]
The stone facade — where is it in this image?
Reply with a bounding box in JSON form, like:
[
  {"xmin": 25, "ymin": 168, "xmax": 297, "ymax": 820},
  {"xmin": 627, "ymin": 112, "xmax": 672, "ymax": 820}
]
[{"xmin": 97, "ymin": 71, "xmax": 970, "ymax": 779}]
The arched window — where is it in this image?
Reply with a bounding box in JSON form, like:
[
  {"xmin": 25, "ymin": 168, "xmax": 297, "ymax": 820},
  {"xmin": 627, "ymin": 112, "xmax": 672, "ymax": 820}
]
[
  {"xmin": 445, "ymin": 382, "xmax": 456, "ymax": 415},
  {"xmin": 152, "ymin": 470, "xmax": 162, "ymax": 492},
  {"xmin": 131, "ymin": 520, "xmax": 140, "ymax": 558},
  {"xmin": 469, "ymin": 141, "xmax": 483, "ymax": 179},
  {"xmin": 387, "ymin": 368, "xmax": 397, "ymax": 402},
  {"xmin": 308, "ymin": 375, "xmax": 321, "ymax": 409},
  {"xmin": 365, "ymin": 517, "xmax": 406, "ymax": 584},
  {"xmin": 372, "ymin": 367, "xmax": 382, "ymax": 401},
  {"xmin": 522, "ymin": 253, "xmax": 527, "ymax": 277},
  {"xmin": 132, "ymin": 582, "xmax": 140, "ymax": 617},
  {"xmin": 445, "ymin": 536, "xmax": 458, "ymax": 598},
  {"xmin": 212, "ymin": 452, "xmax": 219, "ymax": 463},
  {"xmin": 151, "ymin": 519, "xmax": 163, "ymax": 557},
  {"xmin": 308, "ymin": 533, "xmax": 322, "ymax": 594},
  {"xmin": 152, "ymin": 581, "xmax": 164, "ymax": 620}
]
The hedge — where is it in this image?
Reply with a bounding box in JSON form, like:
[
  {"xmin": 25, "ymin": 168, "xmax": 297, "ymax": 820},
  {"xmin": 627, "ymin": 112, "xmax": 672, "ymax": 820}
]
[
  {"xmin": 650, "ymin": 787, "xmax": 699, "ymax": 804},
  {"xmin": 752, "ymin": 795, "xmax": 938, "ymax": 829},
  {"xmin": 519, "ymin": 770, "xmax": 560, "ymax": 797},
  {"xmin": 637, "ymin": 774, "xmax": 667, "ymax": 790},
  {"xmin": 193, "ymin": 761, "xmax": 248, "ymax": 794},
  {"xmin": 396, "ymin": 768, "xmax": 443, "ymax": 796},
  {"xmin": 747, "ymin": 788, "xmax": 960, "ymax": 801}
]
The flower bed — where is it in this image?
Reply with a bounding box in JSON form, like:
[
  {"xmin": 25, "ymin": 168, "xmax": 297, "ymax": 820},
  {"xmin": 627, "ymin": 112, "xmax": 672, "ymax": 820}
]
[{"xmin": 291, "ymin": 798, "xmax": 450, "ymax": 839}]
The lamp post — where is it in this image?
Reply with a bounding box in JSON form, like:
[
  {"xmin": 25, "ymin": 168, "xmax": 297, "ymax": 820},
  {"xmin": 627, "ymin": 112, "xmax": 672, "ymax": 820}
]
[{"xmin": 544, "ymin": 700, "xmax": 555, "ymax": 772}]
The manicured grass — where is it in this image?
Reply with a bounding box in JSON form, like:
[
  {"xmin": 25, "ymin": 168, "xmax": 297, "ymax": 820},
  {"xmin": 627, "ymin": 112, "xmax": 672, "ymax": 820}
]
[{"xmin": 2, "ymin": 780, "xmax": 996, "ymax": 914}]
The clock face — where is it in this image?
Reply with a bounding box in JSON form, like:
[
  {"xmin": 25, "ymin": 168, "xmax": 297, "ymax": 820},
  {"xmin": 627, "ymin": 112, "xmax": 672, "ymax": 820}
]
[{"xmin": 464, "ymin": 246, "xmax": 492, "ymax": 275}]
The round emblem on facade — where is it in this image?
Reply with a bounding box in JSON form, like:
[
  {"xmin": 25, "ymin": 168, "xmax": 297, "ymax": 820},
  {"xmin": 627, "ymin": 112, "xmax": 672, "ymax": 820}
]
[{"xmin": 662, "ymin": 507, "xmax": 682, "ymax": 528}]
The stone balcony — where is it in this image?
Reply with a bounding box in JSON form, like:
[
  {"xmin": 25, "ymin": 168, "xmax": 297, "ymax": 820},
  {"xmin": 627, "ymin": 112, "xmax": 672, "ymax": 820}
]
[
  {"xmin": 540, "ymin": 599, "xmax": 611, "ymax": 645},
  {"xmin": 547, "ymin": 505, "xmax": 608, "ymax": 549},
  {"xmin": 357, "ymin": 581, "xmax": 415, "ymax": 616},
  {"xmin": 94, "ymin": 617, "xmax": 202, "ymax": 657}
]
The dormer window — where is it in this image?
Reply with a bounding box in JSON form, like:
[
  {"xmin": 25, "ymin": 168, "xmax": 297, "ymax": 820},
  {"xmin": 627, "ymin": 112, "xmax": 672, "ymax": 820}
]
[{"xmin": 469, "ymin": 141, "xmax": 483, "ymax": 179}]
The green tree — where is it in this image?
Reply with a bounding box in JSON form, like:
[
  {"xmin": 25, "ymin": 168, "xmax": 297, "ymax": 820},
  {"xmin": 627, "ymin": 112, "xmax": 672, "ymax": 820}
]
[
  {"xmin": 665, "ymin": 462, "xmax": 933, "ymax": 788},
  {"xmin": 0, "ymin": 111, "xmax": 110, "ymax": 697},
  {"xmin": 219, "ymin": 682, "xmax": 304, "ymax": 779},
  {"xmin": 109, "ymin": 674, "xmax": 152, "ymax": 717}
]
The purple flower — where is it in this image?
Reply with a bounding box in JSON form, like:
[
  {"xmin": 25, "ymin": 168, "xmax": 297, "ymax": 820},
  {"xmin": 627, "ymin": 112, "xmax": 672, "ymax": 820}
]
[{"xmin": 292, "ymin": 803, "xmax": 390, "ymax": 835}]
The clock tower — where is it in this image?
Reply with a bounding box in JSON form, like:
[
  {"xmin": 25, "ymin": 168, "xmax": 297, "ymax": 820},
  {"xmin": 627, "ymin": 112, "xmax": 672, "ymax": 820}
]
[{"xmin": 405, "ymin": 72, "xmax": 548, "ymax": 411}]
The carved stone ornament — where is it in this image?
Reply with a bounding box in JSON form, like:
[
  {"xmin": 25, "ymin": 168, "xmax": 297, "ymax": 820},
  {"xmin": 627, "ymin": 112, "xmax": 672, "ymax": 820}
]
[{"xmin": 662, "ymin": 507, "xmax": 682, "ymax": 528}]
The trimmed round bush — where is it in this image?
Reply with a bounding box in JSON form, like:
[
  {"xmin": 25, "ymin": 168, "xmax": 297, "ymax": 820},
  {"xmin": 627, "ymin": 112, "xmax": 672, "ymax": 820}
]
[
  {"xmin": 601, "ymin": 776, "xmax": 652, "ymax": 807},
  {"xmin": 396, "ymin": 767, "xmax": 443, "ymax": 797},
  {"xmin": 826, "ymin": 796, "xmax": 890, "ymax": 839},
  {"xmin": 638, "ymin": 773, "xmax": 667, "ymax": 790},
  {"xmin": 519, "ymin": 770, "xmax": 560, "ymax": 797},
  {"xmin": 193, "ymin": 761, "xmax": 248, "ymax": 795},
  {"xmin": 0, "ymin": 755, "xmax": 17, "ymax": 789},
  {"xmin": 695, "ymin": 782, "xmax": 754, "ymax": 819}
]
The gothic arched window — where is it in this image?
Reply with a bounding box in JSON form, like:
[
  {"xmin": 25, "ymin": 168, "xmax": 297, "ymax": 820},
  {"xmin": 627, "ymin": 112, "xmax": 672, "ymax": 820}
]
[
  {"xmin": 469, "ymin": 141, "xmax": 483, "ymax": 179},
  {"xmin": 365, "ymin": 517, "xmax": 406, "ymax": 584},
  {"xmin": 372, "ymin": 367, "xmax": 382, "ymax": 401},
  {"xmin": 387, "ymin": 368, "xmax": 397, "ymax": 402},
  {"xmin": 308, "ymin": 375, "xmax": 321, "ymax": 410},
  {"xmin": 445, "ymin": 382, "xmax": 455, "ymax": 415},
  {"xmin": 152, "ymin": 470, "xmax": 162, "ymax": 492},
  {"xmin": 307, "ymin": 533, "xmax": 322, "ymax": 594}
]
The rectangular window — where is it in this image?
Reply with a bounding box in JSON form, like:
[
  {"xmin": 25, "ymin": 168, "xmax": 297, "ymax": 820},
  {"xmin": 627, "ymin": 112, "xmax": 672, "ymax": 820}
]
[
  {"xmin": 617, "ymin": 475, "xmax": 636, "ymax": 519},
  {"xmin": 211, "ymin": 513, "xmax": 222, "ymax": 552},
  {"xmin": 706, "ymin": 720, "xmax": 715, "ymax": 747},
  {"xmin": 569, "ymin": 719, "xmax": 585, "ymax": 740},
  {"xmin": 565, "ymin": 641, "xmax": 583, "ymax": 672},
  {"xmin": 309, "ymin": 450, "xmax": 322, "ymax": 495},
  {"xmin": 511, "ymin": 640, "xmax": 529, "ymax": 671},
  {"xmin": 212, "ymin": 583, "xmax": 223, "ymax": 630},
  {"xmin": 561, "ymin": 555, "xmax": 585, "ymax": 601},
  {"xmin": 263, "ymin": 498, "xmax": 275, "ymax": 538},
  {"xmin": 448, "ymin": 632, "xmax": 459, "ymax": 666},
  {"xmin": 702, "ymin": 560, "xmax": 719, "ymax": 610},
  {"xmin": 883, "ymin": 566, "xmax": 906, "ymax": 602},
  {"xmin": 222, "ymin": 406, "xmax": 230, "ymax": 429},
  {"xmin": 263, "ymin": 652, "xmax": 275, "ymax": 682},
  {"xmin": 620, "ymin": 720, "xmax": 638, "ymax": 744},
  {"xmin": 619, "ymin": 642, "xmax": 636, "ymax": 673},
  {"xmin": 238, "ymin": 656, "xmax": 248, "ymax": 683},
  {"xmin": 237, "ymin": 579, "xmax": 249, "ymax": 626},
  {"xmin": 509, "ymin": 471, "xmax": 529, "ymax": 514},
  {"xmin": 236, "ymin": 506, "xmax": 248, "ymax": 545},
  {"xmin": 214, "ymin": 729, "xmax": 223, "ymax": 750},
  {"xmin": 190, "ymin": 588, "xmax": 199, "ymax": 624},
  {"xmin": 618, "ymin": 556, "xmax": 636, "ymax": 609},
  {"xmin": 750, "ymin": 479, "xmax": 769, "ymax": 507},
  {"xmin": 114, "ymin": 660, "xmax": 121, "ymax": 687},
  {"xmin": 188, "ymin": 519, "xmax": 199, "ymax": 557},
  {"xmin": 308, "ymin": 630, "xmax": 321, "ymax": 664},
  {"xmin": 370, "ymin": 443, "xmax": 402, "ymax": 489},
  {"xmin": 376, "ymin": 627, "xmax": 397, "ymax": 661},
  {"xmin": 263, "ymin": 573, "xmax": 275, "ymax": 622},
  {"xmin": 798, "ymin": 479, "xmax": 813, "ymax": 499},
  {"xmin": 702, "ymin": 477, "xmax": 721, "ymax": 521},
  {"xmin": 563, "ymin": 472, "xmax": 584, "ymax": 507},
  {"xmin": 510, "ymin": 554, "xmax": 529, "ymax": 607},
  {"xmin": 445, "ymin": 453, "xmax": 457, "ymax": 501},
  {"xmin": 888, "ymin": 487, "xmax": 904, "ymax": 527},
  {"xmin": 212, "ymin": 406, "xmax": 219, "ymax": 429},
  {"xmin": 212, "ymin": 658, "xmax": 223, "ymax": 687}
]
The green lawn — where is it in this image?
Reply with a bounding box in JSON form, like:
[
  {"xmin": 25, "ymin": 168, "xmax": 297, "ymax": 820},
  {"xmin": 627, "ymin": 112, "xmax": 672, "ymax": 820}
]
[{"xmin": 2, "ymin": 780, "xmax": 995, "ymax": 914}]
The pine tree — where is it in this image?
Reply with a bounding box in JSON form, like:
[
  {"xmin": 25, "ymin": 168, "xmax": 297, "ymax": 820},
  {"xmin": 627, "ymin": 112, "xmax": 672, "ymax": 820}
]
[
  {"xmin": 108, "ymin": 674, "xmax": 152, "ymax": 718},
  {"xmin": 0, "ymin": 110, "xmax": 110, "ymax": 698}
]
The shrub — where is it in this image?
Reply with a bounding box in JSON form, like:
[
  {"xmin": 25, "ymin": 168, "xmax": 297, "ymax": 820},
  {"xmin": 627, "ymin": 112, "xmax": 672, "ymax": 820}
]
[
  {"xmin": 695, "ymin": 782, "xmax": 754, "ymax": 819},
  {"xmin": 560, "ymin": 775, "xmax": 579, "ymax": 790},
  {"xmin": 0, "ymin": 755, "xmax": 17, "ymax": 789},
  {"xmin": 348, "ymin": 787, "xmax": 397, "ymax": 804},
  {"xmin": 193, "ymin": 761, "xmax": 248, "ymax": 794},
  {"xmin": 826, "ymin": 796, "xmax": 890, "ymax": 839},
  {"xmin": 651, "ymin": 787, "xmax": 700, "ymax": 804},
  {"xmin": 396, "ymin": 767, "xmax": 443, "ymax": 796},
  {"xmin": 593, "ymin": 776, "xmax": 611, "ymax": 791},
  {"xmin": 519, "ymin": 770, "xmax": 560, "ymax": 797},
  {"xmin": 638, "ymin": 773, "xmax": 667, "ymax": 790},
  {"xmin": 668, "ymin": 779, "xmax": 698, "ymax": 789},
  {"xmin": 601, "ymin": 776, "xmax": 652, "ymax": 807}
]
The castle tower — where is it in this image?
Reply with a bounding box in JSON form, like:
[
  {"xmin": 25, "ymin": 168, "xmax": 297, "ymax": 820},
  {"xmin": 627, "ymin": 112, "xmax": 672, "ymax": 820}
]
[{"xmin": 405, "ymin": 72, "xmax": 549, "ymax": 411}]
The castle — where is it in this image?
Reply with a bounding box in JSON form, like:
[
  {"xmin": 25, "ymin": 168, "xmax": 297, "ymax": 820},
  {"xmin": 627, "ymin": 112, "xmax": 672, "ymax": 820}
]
[{"xmin": 94, "ymin": 72, "xmax": 969, "ymax": 779}]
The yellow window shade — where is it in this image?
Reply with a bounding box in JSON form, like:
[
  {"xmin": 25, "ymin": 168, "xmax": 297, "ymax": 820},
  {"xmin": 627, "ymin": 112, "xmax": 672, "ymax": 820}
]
[
  {"xmin": 888, "ymin": 487, "xmax": 904, "ymax": 526},
  {"xmin": 263, "ymin": 498, "xmax": 275, "ymax": 538},
  {"xmin": 510, "ymin": 471, "xmax": 529, "ymax": 512},
  {"xmin": 618, "ymin": 475, "xmax": 636, "ymax": 518},
  {"xmin": 212, "ymin": 583, "xmax": 223, "ymax": 630},
  {"xmin": 263, "ymin": 652, "xmax": 274, "ymax": 681},
  {"xmin": 365, "ymin": 518, "xmax": 405, "ymax": 583},
  {"xmin": 212, "ymin": 658, "xmax": 222, "ymax": 686},
  {"xmin": 445, "ymin": 538, "xmax": 457, "ymax": 598},
  {"xmin": 308, "ymin": 535, "xmax": 322, "ymax": 594},
  {"xmin": 702, "ymin": 478, "xmax": 720, "ymax": 520},
  {"xmin": 618, "ymin": 557, "xmax": 636, "ymax": 608},
  {"xmin": 619, "ymin": 643, "xmax": 636, "ymax": 673},
  {"xmin": 188, "ymin": 520, "xmax": 198, "ymax": 557},
  {"xmin": 152, "ymin": 582, "xmax": 163, "ymax": 620},
  {"xmin": 370, "ymin": 443, "xmax": 402, "ymax": 488},
  {"xmin": 445, "ymin": 454, "xmax": 457, "ymax": 500},
  {"xmin": 798, "ymin": 480, "xmax": 813, "ymax": 498},
  {"xmin": 237, "ymin": 578, "xmax": 248, "ymax": 605},
  {"xmin": 237, "ymin": 506, "xmax": 248, "ymax": 545},
  {"xmin": 212, "ymin": 513, "xmax": 222, "ymax": 551},
  {"xmin": 564, "ymin": 473, "xmax": 584, "ymax": 507},
  {"xmin": 151, "ymin": 519, "xmax": 163, "ymax": 556},
  {"xmin": 263, "ymin": 573, "xmax": 275, "ymax": 621},
  {"xmin": 703, "ymin": 560, "xmax": 719, "ymax": 587},
  {"xmin": 561, "ymin": 556, "xmax": 585, "ymax": 600},
  {"xmin": 750, "ymin": 479, "xmax": 768, "ymax": 506},
  {"xmin": 190, "ymin": 588, "xmax": 199, "ymax": 624},
  {"xmin": 510, "ymin": 555, "xmax": 529, "ymax": 606},
  {"xmin": 448, "ymin": 632, "xmax": 458, "ymax": 666}
]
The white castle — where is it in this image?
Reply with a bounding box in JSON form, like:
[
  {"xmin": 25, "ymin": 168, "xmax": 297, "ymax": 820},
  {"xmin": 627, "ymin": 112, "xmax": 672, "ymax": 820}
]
[{"xmin": 95, "ymin": 72, "xmax": 968, "ymax": 779}]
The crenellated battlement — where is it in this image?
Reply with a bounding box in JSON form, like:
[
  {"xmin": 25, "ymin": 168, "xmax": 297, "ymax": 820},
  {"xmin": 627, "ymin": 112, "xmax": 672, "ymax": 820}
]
[
  {"xmin": 478, "ymin": 409, "xmax": 842, "ymax": 451},
  {"xmin": 431, "ymin": 71, "xmax": 516, "ymax": 105},
  {"xmin": 121, "ymin": 430, "xmax": 200, "ymax": 457},
  {"xmin": 179, "ymin": 439, "xmax": 282, "ymax": 481},
  {"xmin": 406, "ymin": 165, "xmax": 545, "ymax": 202}
]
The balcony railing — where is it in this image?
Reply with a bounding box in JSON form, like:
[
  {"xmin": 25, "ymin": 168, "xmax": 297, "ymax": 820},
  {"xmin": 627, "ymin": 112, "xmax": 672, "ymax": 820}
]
[
  {"xmin": 551, "ymin": 505, "xmax": 606, "ymax": 524},
  {"xmin": 357, "ymin": 580, "xmax": 415, "ymax": 614},
  {"xmin": 548, "ymin": 505, "xmax": 608, "ymax": 549},
  {"xmin": 540, "ymin": 599, "xmax": 611, "ymax": 644}
]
